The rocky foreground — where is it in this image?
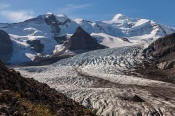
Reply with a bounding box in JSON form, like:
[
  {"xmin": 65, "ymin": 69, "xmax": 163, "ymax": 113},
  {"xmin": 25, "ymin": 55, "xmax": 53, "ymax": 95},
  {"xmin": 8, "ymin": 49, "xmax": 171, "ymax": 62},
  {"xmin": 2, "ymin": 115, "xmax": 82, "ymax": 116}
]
[{"xmin": 0, "ymin": 61, "xmax": 96, "ymax": 116}]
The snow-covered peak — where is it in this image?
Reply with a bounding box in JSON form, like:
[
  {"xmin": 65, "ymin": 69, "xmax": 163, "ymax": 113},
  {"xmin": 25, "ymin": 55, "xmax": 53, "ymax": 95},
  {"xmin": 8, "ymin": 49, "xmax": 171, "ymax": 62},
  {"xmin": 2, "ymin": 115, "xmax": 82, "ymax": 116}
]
[
  {"xmin": 133, "ymin": 19, "xmax": 150, "ymax": 27},
  {"xmin": 45, "ymin": 12, "xmax": 54, "ymax": 16},
  {"xmin": 103, "ymin": 14, "xmax": 139, "ymax": 29},
  {"xmin": 74, "ymin": 18, "xmax": 84, "ymax": 24},
  {"xmin": 34, "ymin": 13, "xmax": 70, "ymax": 24},
  {"xmin": 56, "ymin": 14, "xmax": 68, "ymax": 18},
  {"xmin": 111, "ymin": 13, "xmax": 129, "ymax": 22},
  {"xmin": 56, "ymin": 14, "xmax": 69, "ymax": 23}
]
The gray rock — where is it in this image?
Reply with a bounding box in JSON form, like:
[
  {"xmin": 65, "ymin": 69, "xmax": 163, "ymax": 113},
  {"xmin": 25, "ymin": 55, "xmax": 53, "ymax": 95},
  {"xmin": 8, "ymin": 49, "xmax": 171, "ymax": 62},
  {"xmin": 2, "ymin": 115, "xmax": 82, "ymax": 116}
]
[
  {"xmin": 27, "ymin": 40, "xmax": 44, "ymax": 53},
  {"xmin": 54, "ymin": 35, "xmax": 67, "ymax": 44},
  {"xmin": 44, "ymin": 13, "xmax": 60, "ymax": 33},
  {"xmin": 143, "ymin": 33, "xmax": 175, "ymax": 59}
]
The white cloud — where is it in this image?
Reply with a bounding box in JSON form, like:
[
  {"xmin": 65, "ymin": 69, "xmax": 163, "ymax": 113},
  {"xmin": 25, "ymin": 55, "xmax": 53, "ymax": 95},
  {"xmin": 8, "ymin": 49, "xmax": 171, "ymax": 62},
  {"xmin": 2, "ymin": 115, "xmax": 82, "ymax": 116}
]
[
  {"xmin": 0, "ymin": 3, "xmax": 10, "ymax": 9},
  {"xmin": 0, "ymin": 10, "xmax": 34, "ymax": 22},
  {"xmin": 58, "ymin": 3, "xmax": 92, "ymax": 14}
]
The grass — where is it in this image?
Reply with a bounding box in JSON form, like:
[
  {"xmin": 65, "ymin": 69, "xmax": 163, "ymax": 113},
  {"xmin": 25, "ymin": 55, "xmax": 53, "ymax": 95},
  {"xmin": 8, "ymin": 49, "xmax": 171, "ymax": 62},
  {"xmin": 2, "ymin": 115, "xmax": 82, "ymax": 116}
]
[{"xmin": 15, "ymin": 92, "xmax": 57, "ymax": 116}]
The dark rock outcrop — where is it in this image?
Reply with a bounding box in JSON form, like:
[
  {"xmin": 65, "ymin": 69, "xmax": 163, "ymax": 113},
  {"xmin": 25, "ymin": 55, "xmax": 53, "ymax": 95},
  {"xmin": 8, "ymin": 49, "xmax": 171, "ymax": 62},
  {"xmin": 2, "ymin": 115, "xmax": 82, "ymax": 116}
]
[
  {"xmin": 0, "ymin": 30, "xmax": 13, "ymax": 64},
  {"xmin": 121, "ymin": 37, "xmax": 131, "ymax": 43},
  {"xmin": 143, "ymin": 33, "xmax": 175, "ymax": 60},
  {"xmin": 44, "ymin": 13, "xmax": 60, "ymax": 35},
  {"xmin": 64, "ymin": 27, "xmax": 106, "ymax": 51},
  {"xmin": 54, "ymin": 35, "xmax": 67, "ymax": 44},
  {"xmin": 120, "ymin": 95, "xmax": 145, "ymax": 102},
  {"xmin": 0, "ymin": 61, "xmax": 96, "ymax": 116},
  {"xmin": 27, "ymin": 40, "xmax": 44, "ymax": 53}
]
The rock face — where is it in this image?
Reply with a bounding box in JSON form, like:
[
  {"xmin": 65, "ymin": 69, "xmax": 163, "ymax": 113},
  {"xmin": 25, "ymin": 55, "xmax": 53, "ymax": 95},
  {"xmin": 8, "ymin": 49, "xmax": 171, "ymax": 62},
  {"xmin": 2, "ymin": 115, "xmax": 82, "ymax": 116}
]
[
  {"xmin": 64, "ymin": 27, "xmax": 106, "ymax": 51},
  {"xmin": 143, "ymin": 33, "xmax": 175, "ymax": 60},
  {"xmin": 54, "ymin": 35, "xmax": 67, "ymax": 44},
  {"xmin": 0, "ymin": 30, "xmax": 13, "ymax": 64},
  {"xmin": 27, "ymin": 40, "xmax": 44, "ymax": 53},
  {"xmin": 137, "ymin": 33, "xmax": 175, "ymax": 83},
  {"xmin": 143, "ymin": 33, "xmax": 175, "ymax": 70},
  {"xmin": 0, "ymin": 61, "xmax": 95, "ymax": 116},
  {"xmin": 44, "ymin": 13, "xmax": 60, "ymax": 34}
]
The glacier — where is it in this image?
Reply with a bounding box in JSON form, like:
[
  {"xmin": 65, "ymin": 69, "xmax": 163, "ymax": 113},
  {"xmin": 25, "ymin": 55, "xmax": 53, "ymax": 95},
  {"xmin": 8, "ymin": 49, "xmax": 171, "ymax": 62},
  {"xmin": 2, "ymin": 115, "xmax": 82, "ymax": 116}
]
[{"xmin": 15, "ymin": 45, "xmax": 175, "ymax": 116}]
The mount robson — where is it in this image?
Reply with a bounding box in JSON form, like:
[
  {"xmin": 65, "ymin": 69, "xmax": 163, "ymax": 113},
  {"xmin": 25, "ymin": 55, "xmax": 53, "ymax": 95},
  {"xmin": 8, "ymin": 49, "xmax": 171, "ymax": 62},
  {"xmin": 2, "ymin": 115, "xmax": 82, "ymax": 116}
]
[{"xmin": 0, "ymin": 13, "xmax": 175, "ymax": 116}]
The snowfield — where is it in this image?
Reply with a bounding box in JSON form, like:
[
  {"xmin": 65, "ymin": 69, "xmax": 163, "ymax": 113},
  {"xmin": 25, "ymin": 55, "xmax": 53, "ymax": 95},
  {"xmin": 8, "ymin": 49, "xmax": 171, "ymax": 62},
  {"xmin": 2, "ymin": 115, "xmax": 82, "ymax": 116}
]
[{"xmin": 16, "ymin": 46, "xmax": 175, "ymax": 116}]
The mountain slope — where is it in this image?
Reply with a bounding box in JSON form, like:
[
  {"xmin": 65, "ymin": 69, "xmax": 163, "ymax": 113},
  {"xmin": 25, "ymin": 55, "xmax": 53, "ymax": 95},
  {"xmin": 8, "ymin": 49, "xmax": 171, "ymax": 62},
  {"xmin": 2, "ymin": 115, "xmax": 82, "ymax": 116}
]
[
  {"xmin": 76, "ymin": 14, "xmax": 175, "ymax": 43},
  {"xmin": 21, "ymin": 27, "xmax": 107, "ymax": 66},
  {"xmin": 0, "ymin": 60, "xmax": 96, "ymax": 116},
  {"xmin": 135, "ymin": 33, "xmax": 175, "ymax": 83},
  {"xmin": 0, "ymin": 13, "xmax": 175, "ymax": 65}
]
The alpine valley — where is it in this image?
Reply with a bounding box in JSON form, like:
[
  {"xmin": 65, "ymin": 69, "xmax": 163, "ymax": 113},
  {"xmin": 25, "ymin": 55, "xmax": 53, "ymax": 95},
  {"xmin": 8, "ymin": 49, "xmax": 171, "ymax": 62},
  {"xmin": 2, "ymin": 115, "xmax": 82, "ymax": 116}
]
[{"xmin": 1, "ymin": 13, "xmax": 175, "ymax": 116}]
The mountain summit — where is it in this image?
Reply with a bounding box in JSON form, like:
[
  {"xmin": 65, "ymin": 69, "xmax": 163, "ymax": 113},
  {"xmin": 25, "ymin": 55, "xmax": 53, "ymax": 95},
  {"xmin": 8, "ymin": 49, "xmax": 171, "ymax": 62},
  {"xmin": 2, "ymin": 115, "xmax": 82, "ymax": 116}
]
[{"xmin": 111, "ymin": 14, "xmax": 129, "ymax": 22}]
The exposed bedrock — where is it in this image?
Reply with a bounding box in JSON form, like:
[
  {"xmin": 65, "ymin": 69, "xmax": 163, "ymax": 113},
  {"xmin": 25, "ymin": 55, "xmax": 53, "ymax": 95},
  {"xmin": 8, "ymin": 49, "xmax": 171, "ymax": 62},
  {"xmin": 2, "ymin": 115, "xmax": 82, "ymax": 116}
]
[
  {"xmin": 64, "ymin": 27, "xmax": 107, "ymax": 51},
  {"xmin": 136, "ymin": 33, "xmax": 175, "ymax": 83}
]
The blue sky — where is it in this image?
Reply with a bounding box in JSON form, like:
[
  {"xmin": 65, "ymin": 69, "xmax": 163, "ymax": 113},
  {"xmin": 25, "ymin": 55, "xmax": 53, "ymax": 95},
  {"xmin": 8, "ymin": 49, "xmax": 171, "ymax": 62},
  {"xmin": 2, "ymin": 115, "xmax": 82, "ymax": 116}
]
[{"xmin": 0, "ymin": 0, "xmax": 174, "ymax": 26}]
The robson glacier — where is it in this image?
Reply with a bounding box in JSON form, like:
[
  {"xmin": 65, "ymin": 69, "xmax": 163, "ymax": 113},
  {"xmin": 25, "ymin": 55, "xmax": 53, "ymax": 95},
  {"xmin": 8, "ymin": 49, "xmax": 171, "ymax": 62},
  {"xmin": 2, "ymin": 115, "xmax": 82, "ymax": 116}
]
[
  {"xmin": 1, "ymin": 13, "xmax": 175, "ymax": 116},
  {"xmin": 15, "ymin": 45, "xmax": 175, "ymax": 115}
]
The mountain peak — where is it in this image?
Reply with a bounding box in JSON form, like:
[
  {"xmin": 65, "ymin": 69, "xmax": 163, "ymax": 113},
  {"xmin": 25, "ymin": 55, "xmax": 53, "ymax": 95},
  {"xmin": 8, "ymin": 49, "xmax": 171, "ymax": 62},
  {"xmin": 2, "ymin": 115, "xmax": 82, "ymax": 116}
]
[
  {"xmin": 39, "ymin": 13, "xmax": 68, "ymax": 21},
  {"xmin": 74, "ymin": 18, "xmax": 84, "ymax": 23},
  {"xmin": 46, "ymin": 12, "xmax": 54, "ymax": 16},
  {"xmin": 64, "ymin": 26, "xmax": 106, "ymax": 51},
  {"xmin": 56, "ymin": 14, "xmax": 68, "ymax": 18},
  {"xmin": 75, "ymin": 26, "xmax": 87, "ymax": 34},
  {"xmin": 111, "ymin": 13, "xmax": 128, "ymax": 22}
]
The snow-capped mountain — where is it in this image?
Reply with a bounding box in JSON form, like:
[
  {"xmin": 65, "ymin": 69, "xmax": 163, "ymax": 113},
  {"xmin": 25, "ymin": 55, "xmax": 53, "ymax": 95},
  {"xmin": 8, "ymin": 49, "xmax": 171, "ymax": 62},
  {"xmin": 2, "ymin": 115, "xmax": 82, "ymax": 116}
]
[
  {"xmin": 3, "ymin": 13, "xmax": 174, "ymax": 115},
  {"xmin": 0, "ymin": 13, "xmax": 175, "ymax": 64}
]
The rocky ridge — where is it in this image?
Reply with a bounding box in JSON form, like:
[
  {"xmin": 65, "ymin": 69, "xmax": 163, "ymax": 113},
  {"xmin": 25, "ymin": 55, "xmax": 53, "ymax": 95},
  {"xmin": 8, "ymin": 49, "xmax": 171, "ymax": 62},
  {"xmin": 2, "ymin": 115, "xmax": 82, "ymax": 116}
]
[{"xmin": 135, "ymin": 33, "xmax": 175, "ymax": 83}]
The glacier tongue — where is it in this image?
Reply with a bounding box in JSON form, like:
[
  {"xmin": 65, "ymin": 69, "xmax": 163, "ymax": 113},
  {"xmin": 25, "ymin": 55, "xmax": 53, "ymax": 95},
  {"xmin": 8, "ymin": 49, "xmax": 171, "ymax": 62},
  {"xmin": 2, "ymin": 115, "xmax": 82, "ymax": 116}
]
[{"xmin": 15, "ymin": 45, "xmax": 175, "ymax": 116}]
